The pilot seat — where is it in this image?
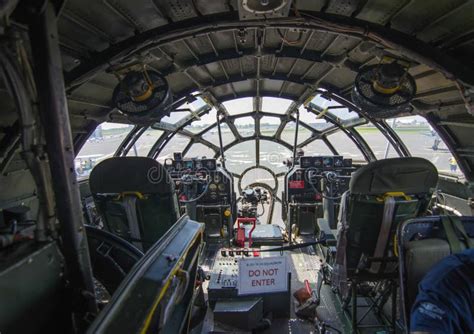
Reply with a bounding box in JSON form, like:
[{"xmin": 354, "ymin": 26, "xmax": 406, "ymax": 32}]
[
  {"xmin": 321, "ymin": 157, "xmax": 438, "ymax": 331},
  {"xmin": 89, "ymin": 157, "xmax": 180, "ymax": 251}
]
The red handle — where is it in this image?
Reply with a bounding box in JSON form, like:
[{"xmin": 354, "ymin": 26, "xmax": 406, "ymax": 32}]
[
  {"xmin": 237, "ymin": 217, "xmax": 256, "ymax": 247},
  {"xmin": 237, "ymin": 217, "xmax": 257, "ymax": 225},
  {"xmin": 304, "ymin": 279, "xmax": 311, "ymax": 295}
]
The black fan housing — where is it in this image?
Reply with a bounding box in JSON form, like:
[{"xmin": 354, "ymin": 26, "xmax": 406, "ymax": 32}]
[
  {"xmin": 352, "ymin": 62, "xmax": 416, "ymax": 119},
  {"xmin": 112, "ymin": 70, "xmax": 172, "ymax": 120},
  {"xmin": 239, "ymin": 0, "xmax": 291, "ymax": 19}
]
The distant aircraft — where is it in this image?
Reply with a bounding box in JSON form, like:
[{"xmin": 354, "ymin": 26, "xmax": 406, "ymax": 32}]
[{"xmin": 75, "ymin": 154, "xmax": 104, "ymax": 175}]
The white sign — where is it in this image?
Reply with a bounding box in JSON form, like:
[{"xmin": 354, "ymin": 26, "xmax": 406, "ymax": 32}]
[{"xmin": 237, "ymin": 256, "xmax": 288, "ymax": 295}]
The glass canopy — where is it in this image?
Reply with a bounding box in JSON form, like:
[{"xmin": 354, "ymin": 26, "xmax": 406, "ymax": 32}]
[{"xmin": 76, "ymin": 93, "xmax": 461, "ymax": 223}]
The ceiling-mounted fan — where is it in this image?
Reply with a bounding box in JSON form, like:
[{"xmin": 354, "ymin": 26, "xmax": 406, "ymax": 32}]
[
  {"xmin": 351, "ymin": 60, "xmax": 416, "ymax": 119},
  {"xmin": 112, "ymin": 68, "xmax": 172, "ymax": 123}
]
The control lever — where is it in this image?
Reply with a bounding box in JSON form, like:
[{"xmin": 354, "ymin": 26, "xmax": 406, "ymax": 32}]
[
  {"xmin": 294, "ymin": 279, "xmax": 319, "ymax": 318},
  {"xmin": 324, "ymin": 171, "xmax": 338, "ymax": 182},
  {"xmin": 179, "ymin": 174, "xmax": 210, "ymax": 220},
  {"xmin": 319, "ymin": 171, "xmax": 343, "ymax": 229},
  {"xmin": 305, "ymin": 168, "xmax": 322, "ymax": 195},
  {"xmin": 235, "ymin": 217, "xmax": 256, "ymax": 248},
  {"xmin": 320, "ymin": 171, "xmax": 348, "ymax": 201}
]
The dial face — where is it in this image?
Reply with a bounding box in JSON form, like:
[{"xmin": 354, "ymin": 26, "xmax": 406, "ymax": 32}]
[
  {"xmin": 322, "ymin": 157, "xmax": 333, "ymax": 168},
  {"xmin": 334, "ymin": 156, "xmax": 343, "ymax": 167},
  {"xmin": 184, "ymin": 160, "xmax": 194, "ymax": 169},
  {"xmin": 214, "ymin": 174, "xmax": 222, "ymax": 183},
  {"xmin": 300, "ymin": 157, "xmax": 311, "ymax": 168},
  {"xmin": 313, "ymin": 157, "xmax": 322, "ymax": 167},
  {"xmin": 197, "ymin": 158, "xmax": 216, "ymax": 170},
  {"xmin": 218, "ymin": 183, "xmax": 226, "ymax": 191},
  {"xmin": 209, "ymin": 183, "xmax": 217, "ymax": 191},
  {"xmin": 195, "ymin": 161, "xmax": 203, "ymax": 169},
  {"xmin": 205, "ymin": 159, "xmax": 216, "ymax": 170}
]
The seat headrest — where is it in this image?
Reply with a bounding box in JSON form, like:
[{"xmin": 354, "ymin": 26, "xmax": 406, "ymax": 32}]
[
  {"xmin": 89, "ymin": 157, "xmax": 173, "ymax": 195},
  {"xmin": 349, "ymin": 157, "xmax": 438, "ymax": 195}
]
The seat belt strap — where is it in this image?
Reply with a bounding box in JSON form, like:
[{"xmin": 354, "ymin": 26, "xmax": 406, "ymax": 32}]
[
  {"xmin": 122, "ymin": 196, "xmax": 143, "ymax": 251},
  {"xmin": 369, "ymin": 196, "xmax": 396, "ymax": 274},
  {"xmin": 449, "ymin": 216, "xmax": 473, "ymax": 249},
  {"xmin": 441, "ymin": 216, "xmax": 463, "ymax": 253}
]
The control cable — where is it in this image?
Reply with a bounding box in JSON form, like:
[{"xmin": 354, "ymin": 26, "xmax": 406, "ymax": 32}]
[
  {"xmin": 258, "ymin": 238, "xmax": 327, "ymax": 252},
  {"xmin": 178, "ymin": 174, "xmax": 211, "ymax": 204}
]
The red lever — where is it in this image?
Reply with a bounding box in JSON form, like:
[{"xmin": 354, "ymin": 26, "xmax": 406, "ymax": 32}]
[
  {"xmin": 237, "ymin": 217, "xmax": 257, "ymax": 247},
  {"xmin": 304, "ymin": 279, "xmax": 312, "ymax": 295}
]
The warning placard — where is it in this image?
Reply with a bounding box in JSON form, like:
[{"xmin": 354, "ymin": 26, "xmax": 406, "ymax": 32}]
[{"xmin": 237, "ymin": 256, "xmax": 288, "ymax": 295}]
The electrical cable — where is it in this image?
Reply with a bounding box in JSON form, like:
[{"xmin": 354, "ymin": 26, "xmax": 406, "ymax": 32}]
[
  {"xmin": 258, "ymin": 238, "xmax": 327, "ymax": 252},
  {"xmin": 178, "ymin": 176, "xmax": 211, "ymax": 204},
  {"xmin": 277, "ymin": 28, "xmax": 303, "ymax": 45}
]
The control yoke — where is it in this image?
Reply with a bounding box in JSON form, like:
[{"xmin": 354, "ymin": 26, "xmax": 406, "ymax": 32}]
[{"xmin": 179, "ymin": 173, "xmax": 211, "ymax": 220}]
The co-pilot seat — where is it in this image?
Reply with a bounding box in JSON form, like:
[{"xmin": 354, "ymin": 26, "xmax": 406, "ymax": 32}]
[
  {"xmin": 328, "ymin": 157, "xmax": 438, "ymax": 329},
  {"xmin": 397, "ymin": 215, "xmax": 474, "ymax": 330},
  {"xmin": 89, "ymin": 157, "xmax": 180, "ymax": 252}
]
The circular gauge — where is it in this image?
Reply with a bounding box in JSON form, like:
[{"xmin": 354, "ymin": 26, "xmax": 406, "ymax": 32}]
[
  {"xmin": 195, "ymin": 161, "xmax": 203, "ymax": 169},
  {"xmin": 183, "ymin": 160, "xmax": 194, "ymax": 170},
  {"xmin": 214, "ymin": 174, "xmax": 222, "ymax": 183},
  {"xmin": 323, "ymin": 157, "xmax": 333, "ymax": 168},
  {"xmin": 300, "ymin": 157, "xmax": 311, "ymax": 168},
  {"xmin": 209, "ymin": 183, "xmax": 217, "ymax": 191},
  {"xmin": 334, "ymin": 157, "xmax": 343, "ymax": 167},
  {"xmin": 313, "ymin": 158, "xmax": 322, "ymax": 167},
  {"xmin": 218, "ymin": 183, "xmax": 226, "ymax": 191},
  {"xmin": 206, "ymin": 159, "xmax": 216, "ymax": 169}
]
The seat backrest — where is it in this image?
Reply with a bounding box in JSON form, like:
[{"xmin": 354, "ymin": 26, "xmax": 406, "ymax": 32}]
[
  {"xmin": 341, "ymin": 157, "xmax": 438, "ymax": 274},
  {"xmin": 397, "ymin": 216, "xmax": 474, "ymax": 330},
  {"xmin": 89, "ymin": 157, "xmax": 180, "ymax": 251}
]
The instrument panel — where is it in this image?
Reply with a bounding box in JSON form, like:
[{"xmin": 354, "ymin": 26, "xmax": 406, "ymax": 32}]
[
  {"xmin": 171, "ymin": 158, "xmax": 217, "ymax": 171},
  {"xmin": 164, "ymin": 156, "xmax": 233, "ymax": 205},
  {"xmin": 284, "ymin": 155, "xmax": 355, "ymax": 203},
  {"xmin": 299, "ymin": 156, "xmax": 351, "ymax": 169},
  {"xmin": 164, "ymin": 154, "xmax": 236, "ymax": 240}
]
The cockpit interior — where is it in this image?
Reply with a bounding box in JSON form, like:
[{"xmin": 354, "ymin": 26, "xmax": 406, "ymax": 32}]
[{"xmin": 0, "ymin": 0, "xmax": 473, "ymax": 333}]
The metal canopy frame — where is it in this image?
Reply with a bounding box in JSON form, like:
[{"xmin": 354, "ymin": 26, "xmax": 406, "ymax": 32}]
[
  {"xmin": 60, "ymin": 9, "xmax": 473, "ymax": 180},
  {"xmin": 65, "ymin": 12, "xmax": 474, "ymax": 90},
  {"xmin": 116, "ymin": 93, "xmax": 407, "ymax": 167}
]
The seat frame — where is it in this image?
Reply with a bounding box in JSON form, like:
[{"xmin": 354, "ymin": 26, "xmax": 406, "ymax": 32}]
[{"xmin": 317, "ymin": 157, "xmax": 438, "ymax": 333}]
